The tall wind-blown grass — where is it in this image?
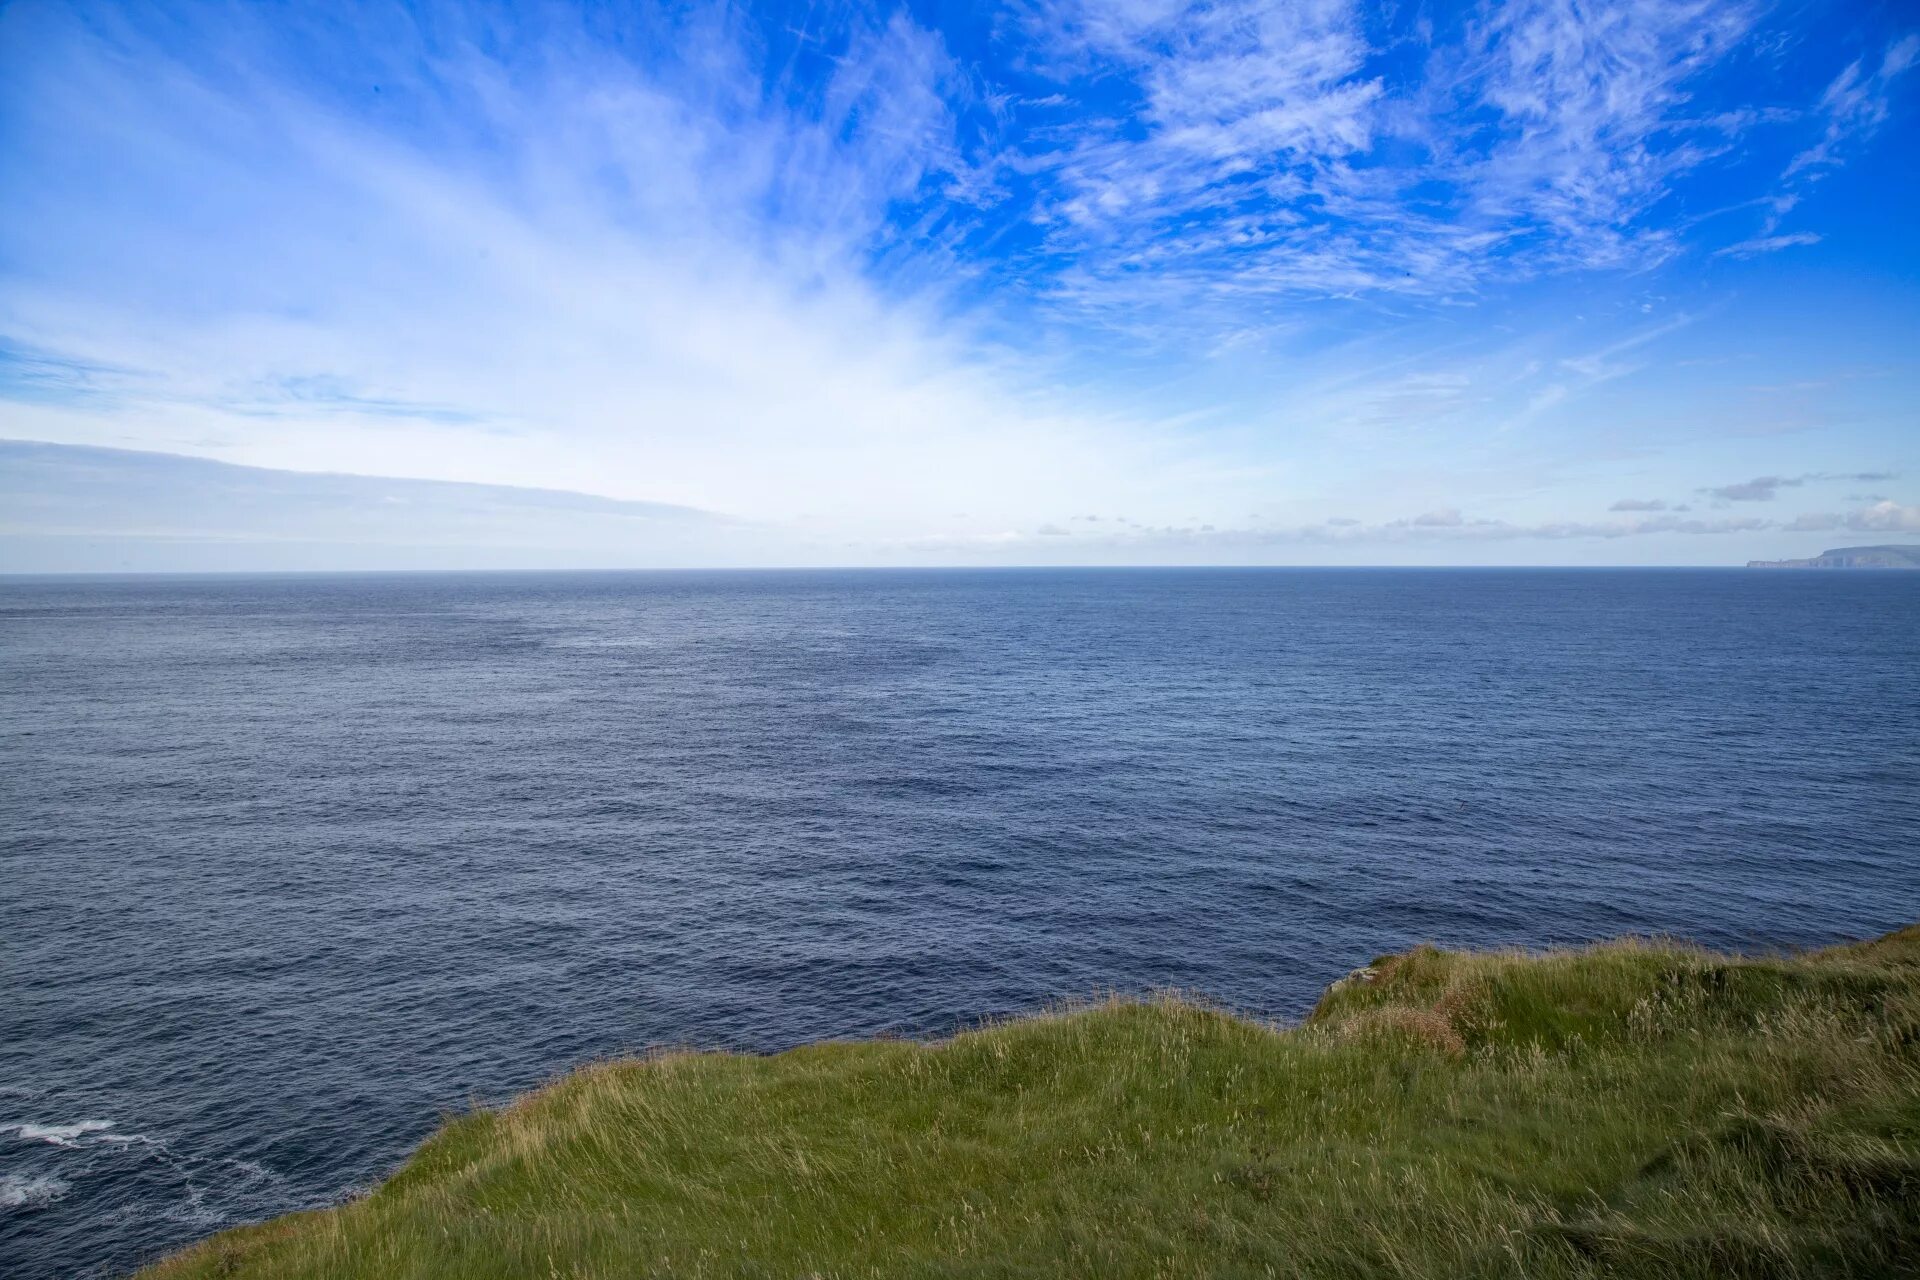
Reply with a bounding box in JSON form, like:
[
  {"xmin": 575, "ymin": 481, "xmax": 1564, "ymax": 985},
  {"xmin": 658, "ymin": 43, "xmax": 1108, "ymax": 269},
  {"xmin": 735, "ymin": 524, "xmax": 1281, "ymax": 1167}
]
[{"xmin": 144, "ymin": 924, "xmax": 1920, "ymax": 1278}]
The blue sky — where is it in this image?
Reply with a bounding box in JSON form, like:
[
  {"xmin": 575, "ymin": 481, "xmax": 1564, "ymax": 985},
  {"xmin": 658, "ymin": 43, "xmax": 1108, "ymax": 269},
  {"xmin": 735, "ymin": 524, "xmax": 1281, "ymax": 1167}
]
[{"xmin": 1, "ymin": 0, "xmax": 1916, "ymax": 568}]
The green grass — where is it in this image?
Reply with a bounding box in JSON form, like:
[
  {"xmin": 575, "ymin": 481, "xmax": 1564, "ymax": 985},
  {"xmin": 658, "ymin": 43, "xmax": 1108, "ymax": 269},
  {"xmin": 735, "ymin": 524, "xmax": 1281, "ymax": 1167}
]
[{"xmin": 144, "ymin": 925, "xmax": 1920, "ymax": 1279}]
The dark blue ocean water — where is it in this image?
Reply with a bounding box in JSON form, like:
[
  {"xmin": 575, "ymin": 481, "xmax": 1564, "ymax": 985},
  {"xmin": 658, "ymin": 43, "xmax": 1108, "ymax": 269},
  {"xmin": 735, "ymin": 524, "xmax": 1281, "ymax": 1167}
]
[{"xmin": 2, "ymin": 568, "xmax": 1917, "ymax": 1276}]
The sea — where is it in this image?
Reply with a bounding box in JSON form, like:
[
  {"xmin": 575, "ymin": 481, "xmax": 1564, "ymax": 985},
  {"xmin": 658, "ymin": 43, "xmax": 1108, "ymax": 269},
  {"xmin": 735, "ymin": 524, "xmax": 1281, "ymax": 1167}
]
[{"xmin": 3, "ymin": 568, "xmax": 1917, "ymax": 1277}]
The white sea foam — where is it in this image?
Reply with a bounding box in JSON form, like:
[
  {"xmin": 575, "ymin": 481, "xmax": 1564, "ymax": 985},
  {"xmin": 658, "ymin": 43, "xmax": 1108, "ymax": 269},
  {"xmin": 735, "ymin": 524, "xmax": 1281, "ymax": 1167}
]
[
  {"xmin": 0, "ymin": 1119, "xmax": 159, "ymax": 1150},
  {"xmin": 3, "ymin": 1119, "xmax": 116, "ymax": 1147},
  {"xmin": 0, "ymin": 1172, "xmax": 70, "ymax": 1208}
]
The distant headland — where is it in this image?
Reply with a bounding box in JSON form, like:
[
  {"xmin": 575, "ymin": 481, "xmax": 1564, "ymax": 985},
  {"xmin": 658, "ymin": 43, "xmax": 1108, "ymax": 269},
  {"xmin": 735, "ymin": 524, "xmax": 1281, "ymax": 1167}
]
[{"xmin": 1747, "ymin": 544, "xmax": 1920, "ymax": 569}]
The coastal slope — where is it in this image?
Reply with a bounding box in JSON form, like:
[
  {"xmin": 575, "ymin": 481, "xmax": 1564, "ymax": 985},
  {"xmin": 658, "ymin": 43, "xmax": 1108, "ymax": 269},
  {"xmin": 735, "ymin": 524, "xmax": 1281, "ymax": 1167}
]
[{"xmin": 143, "ymin": 926, "xmax": 1920, "ymax": 1279}]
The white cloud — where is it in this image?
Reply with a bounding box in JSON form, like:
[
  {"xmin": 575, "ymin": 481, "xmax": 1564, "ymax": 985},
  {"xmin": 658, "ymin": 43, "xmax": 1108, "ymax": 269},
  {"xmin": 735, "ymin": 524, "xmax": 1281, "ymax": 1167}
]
[
  {"xmin": 1703, "ymin": 472, "xmax": 1900, "ymax": 503},
  {"xmin": 1786, "ymin": 33, "xmax": 1920, "ymax": 176},
  {"xmin": 2, "ymin": 1, "xmax": 1912, "ymax": 569},
  {"xmin": 895, "ymin": 508, "xmax": 1782, "ymax": 562},
  {"xmin": 1848, "ymin": 499, "xmax": 1920, "ymax": 533},
  {"xmin": 1410, "ymin": 508, "xmax": 1466, "ymax": 527},
  {"xmin": 1783, "ymin": 502, "xmax": 1920, "ymax": 535},
  {"xmin": 1006, "ymin": 0, "xmax": 1768, "ymax": 325},
  {"xmin": 1714, "ymin": 232, "xmax": 1822, "ymax": 258},
  {"xmin": 1015, "ymin": 0, "xmax": 1396, "ymax": 315},
  {"xmin": 0, "ymin": 4, "xmax": 1226, "ymax": 535},
  {"xmin": 1708, "ymin": 475, "xmax": 1802, "ymax": 501},
  {"xmin": 1449, "ymin": 0, "xmax": 1758, "ymax": 271}
]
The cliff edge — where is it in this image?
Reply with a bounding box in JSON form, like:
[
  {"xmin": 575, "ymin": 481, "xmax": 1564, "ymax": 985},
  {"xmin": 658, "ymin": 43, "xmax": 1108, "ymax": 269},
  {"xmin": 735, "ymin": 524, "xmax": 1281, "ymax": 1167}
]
[{"xmin": 143, "ymin": 924, "xmax": 1920, "ymax": 1279}]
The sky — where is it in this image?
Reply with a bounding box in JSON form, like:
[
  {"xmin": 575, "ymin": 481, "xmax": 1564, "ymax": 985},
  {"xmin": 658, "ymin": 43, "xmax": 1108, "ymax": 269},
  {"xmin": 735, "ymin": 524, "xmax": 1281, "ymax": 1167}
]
[{"xmin": 1, "ymin": 0, "xmax": 1917, "ymax": 570}]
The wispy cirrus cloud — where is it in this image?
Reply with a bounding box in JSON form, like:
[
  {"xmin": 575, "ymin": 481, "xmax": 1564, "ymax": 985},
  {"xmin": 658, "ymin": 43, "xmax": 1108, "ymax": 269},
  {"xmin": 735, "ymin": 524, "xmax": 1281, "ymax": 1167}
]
[
  {"xmin": 0, "ymin": 2, "xmax": 1208, "ymax": 527},
  {"xmin": 1000, "ymin": 0, "xmax": 1771, "ymax": 325},
  {"xmin": 1730, "ymin": 31, "xmax": 1920, "ymax": 247},
  {"xmin": 1009, "ymin": 0, "xmax": 1394, "ymax": 314},
  {"xmin": 1443, "ymin": 0, "xmax": 1758, "ymax": 271},
  {"xmin": 1786, "ymin": 33, "xmax": 1920, "ymax": 177},
  {"xmin": 1714, "ymin": 231, "xmax": 1822, "ymax": 258},
  {"xmin": 2, "ymin": 0, "xmax": 1915, "ymax": 568}
]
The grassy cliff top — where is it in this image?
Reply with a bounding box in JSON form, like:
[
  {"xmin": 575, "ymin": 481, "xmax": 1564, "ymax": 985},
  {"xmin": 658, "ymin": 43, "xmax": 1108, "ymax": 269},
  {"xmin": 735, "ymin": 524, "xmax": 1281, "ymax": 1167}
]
[{"xmin": 144, "ymin": 925, "xmax": 1920, "ymax": 1279}]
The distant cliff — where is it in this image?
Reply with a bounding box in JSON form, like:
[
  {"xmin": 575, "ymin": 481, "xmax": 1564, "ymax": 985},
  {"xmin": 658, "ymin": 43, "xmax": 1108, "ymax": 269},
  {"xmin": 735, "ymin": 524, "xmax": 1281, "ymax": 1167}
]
[{"xmin": 1748, "ymin": 544, "xmax": 1920, "ymax": 569}]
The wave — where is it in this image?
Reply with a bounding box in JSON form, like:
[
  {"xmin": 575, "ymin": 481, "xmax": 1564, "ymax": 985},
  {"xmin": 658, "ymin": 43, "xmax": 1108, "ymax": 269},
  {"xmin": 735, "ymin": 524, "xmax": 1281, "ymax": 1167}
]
[
  {"xmin": 2, "ymin": 1120, "xmax": 158, "ymax": 1150},
  {"xmin": 0, "ymin": 1172, "xmax": 70, "ymax": 1209}
]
